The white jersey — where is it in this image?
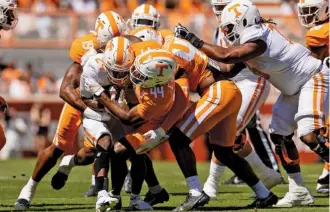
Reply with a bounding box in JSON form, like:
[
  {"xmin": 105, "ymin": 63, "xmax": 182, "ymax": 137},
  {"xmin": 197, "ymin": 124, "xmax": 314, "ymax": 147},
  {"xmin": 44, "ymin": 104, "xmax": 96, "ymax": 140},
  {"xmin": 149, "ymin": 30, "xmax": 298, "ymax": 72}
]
[
  {"xmin": 240, "ymin": 24, "xmax": 322, "ymax": 96},
  {"xmin": 214, "ymin": 27, "xmax": 256, "ymax": 82},
  {"xmin": 80, "ymin": 53, "xmax": 111, "ymax": 99}
]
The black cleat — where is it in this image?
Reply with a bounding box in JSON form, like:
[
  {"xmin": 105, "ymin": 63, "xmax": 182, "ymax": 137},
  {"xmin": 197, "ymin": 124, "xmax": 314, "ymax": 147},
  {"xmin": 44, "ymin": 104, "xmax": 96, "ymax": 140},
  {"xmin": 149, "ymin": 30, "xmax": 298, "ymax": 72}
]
[
  {"xmin": 317, "ymin": 173, "xmax": 329, "ymax": 185},
  {"xmin": 144, "ymin": 188, "xmax": 170, "ymax": 206},
  {"xmin": 83, "ymin": 185, "xmax": 97, "ymax": 197},
  {"xmin": 173, "ymin": 191, "xmax": 209, "ymax": 211},
  {"xmin": 222, "ymin": 175, "xmax": 244, "ymax": 185},
  {"xmin": 247, "ymin": 192, "xmax": 278, "ymax": 208},
  {"xmin": 14, "ymin": 198, "xmax": 30, "ymax": 210},
  {"xmin": 51, "ymin": 172, "xmax": 68, "ymax": 190}
]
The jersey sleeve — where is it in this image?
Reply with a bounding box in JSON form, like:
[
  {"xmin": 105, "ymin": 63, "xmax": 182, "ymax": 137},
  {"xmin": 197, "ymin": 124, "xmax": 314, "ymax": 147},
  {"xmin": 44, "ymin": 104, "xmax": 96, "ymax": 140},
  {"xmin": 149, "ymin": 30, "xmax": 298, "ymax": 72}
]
[
  {"xmin": 306, "ymin": 23, "xmax": 329, "ymax": 48},
  {"xmin": 80, "ymin": 55, "xmax": 103, "ymax": 98},
  {"xmin": 136, "ymin": 100, "xmax": 158, "ymax": 120},
  {"xmin": 69, "ymin": 33, "xmax": 99, "ymax": 64},
  {"xmin": 70, "ymin": 38, "xmax": 85, "ymax": 64},
  {"xmin": 240, "ymin": 25, "xmax": 265, "ymax": 44}
]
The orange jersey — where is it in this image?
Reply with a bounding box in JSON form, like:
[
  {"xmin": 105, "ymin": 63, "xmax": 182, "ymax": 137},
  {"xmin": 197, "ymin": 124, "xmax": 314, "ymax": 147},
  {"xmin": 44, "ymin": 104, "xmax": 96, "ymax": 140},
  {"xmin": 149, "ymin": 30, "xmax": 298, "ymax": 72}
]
[
  {"xmin": 158, "ymin": 29, "xmax": 174, "ymax": 41},
  {"xmin": 135, "ymin": 79, "xmax": 175, "ymax": 126},
  {"xmin": 306, "ymin": 22, "xmax": 329, "ymax": 48},
  {"xmin": 69, "ymin": 33, "xmax": 100, "ymax": 64},
  {"xmin": 162, "ymin": 36, "xmax": 211, "ymax": 92},
  {"xmin": 131, "ymin": 40, "xmax": 162, "ymax": 56}
]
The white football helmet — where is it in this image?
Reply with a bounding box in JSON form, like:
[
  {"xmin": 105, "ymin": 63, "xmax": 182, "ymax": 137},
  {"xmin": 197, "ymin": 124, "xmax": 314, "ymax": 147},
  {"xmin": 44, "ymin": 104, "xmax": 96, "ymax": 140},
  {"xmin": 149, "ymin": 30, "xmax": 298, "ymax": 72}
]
[
  {"xmin": 129, "ymin": 26, "xmax": 163, "ymax": 44},
  {"xmin": 220, "ymin": 0, "xmax": 261, "ymax": 45},
  {"xmin": 130, "ymin": 49, "xmax": 177, "ymax": 88},
  {"xmin": 131, "ymin": 4, "xmax": 160, "ymax": 30},
  {"xmin": 0, "ymin": 0, "xmax": 18, "ymax": 30},
  {"xmin": 211, "ymin": 0, "xmax": 232, "ymax": 22},
  {"xmin": 95, "ymin": 11, "xmax": 126, "ymax": 46},
  {"xmin": 297, "ymin": 0, "xmax": 329, "ymax": 28},
  {"xmin": 103, "ymin": 36, "xmax": 135, "ymax": 86}
]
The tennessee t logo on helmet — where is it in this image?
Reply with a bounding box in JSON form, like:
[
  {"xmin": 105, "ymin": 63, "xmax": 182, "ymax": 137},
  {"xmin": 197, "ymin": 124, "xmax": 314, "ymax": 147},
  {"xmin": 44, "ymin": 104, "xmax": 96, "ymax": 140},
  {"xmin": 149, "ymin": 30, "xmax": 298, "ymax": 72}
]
[{"xmin": 228, "ymin": 3, "xmax": 242, "ymax": 17}]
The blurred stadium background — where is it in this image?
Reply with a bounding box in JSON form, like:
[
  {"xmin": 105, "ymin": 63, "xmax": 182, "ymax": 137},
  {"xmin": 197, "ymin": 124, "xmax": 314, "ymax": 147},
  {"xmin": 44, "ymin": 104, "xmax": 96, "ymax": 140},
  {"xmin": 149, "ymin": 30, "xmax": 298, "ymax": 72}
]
[{"xmin": 0, "ymin": 0, "xmax": 316, "ymax": 163}]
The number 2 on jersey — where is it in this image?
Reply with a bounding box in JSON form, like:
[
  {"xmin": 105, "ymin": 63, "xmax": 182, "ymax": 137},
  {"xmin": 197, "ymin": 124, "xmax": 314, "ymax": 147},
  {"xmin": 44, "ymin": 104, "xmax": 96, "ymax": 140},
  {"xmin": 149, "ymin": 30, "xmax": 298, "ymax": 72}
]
[{"xmin": 150, "ymin": 86, "xmax": 164, "ymax": 99}]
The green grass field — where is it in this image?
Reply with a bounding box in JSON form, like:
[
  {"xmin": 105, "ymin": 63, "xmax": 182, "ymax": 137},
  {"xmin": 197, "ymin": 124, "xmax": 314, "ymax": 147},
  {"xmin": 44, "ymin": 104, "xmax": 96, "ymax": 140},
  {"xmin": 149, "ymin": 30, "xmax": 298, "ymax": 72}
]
[{"xmin": 0, "ymin": 159, "xmax": 328, "ymax": 212}]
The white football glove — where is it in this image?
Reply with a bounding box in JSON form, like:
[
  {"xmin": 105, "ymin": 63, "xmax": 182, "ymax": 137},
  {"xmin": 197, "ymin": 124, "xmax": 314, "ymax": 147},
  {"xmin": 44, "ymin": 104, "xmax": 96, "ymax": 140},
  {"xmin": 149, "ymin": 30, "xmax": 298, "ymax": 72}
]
[
  {"xmin": 173, "ymin": 23, "xmax": 204, "ymax": 49},
  {"xmin": 83, "ymin": 107, "xmax": 111, "ymax": 121},
  {"xmin": 84, "ymin": 78, "xmax": 104, "ymax": 97},
  {"xmin": 174, "ymin": 23, "xmax": 190, "ymax": 39},
  {"xmin": 136, "ymin": 128, "xmax": 167, "ymax": 154}
]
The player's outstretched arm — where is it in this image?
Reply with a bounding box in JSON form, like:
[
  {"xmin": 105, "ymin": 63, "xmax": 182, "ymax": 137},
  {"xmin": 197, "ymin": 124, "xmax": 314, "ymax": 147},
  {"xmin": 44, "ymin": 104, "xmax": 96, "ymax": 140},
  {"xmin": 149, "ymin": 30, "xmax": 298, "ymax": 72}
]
[{"xmin": 59, "ymin": 62, "xmax": 88, "ymax": 111}]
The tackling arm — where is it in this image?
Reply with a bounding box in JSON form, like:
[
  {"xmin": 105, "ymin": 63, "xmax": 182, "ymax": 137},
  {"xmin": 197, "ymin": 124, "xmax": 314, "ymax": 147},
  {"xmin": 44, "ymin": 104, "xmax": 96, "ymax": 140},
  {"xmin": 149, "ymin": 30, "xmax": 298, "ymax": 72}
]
[
  {"xmin": 59, "ymin": 62, "xmax": 88, "ymax": 111},
  {"xmin": 99, "ymin": 91, "xmax": 144, "ymax": 125},
  {"xmin": 200, "ymin": 40, "xmax": 267, "ymax": 64}
]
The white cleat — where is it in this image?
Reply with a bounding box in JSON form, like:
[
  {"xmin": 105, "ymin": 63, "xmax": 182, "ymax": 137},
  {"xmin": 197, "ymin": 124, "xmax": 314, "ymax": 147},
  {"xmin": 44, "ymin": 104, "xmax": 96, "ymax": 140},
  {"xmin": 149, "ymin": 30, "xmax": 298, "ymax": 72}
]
[
  {"xmin": 274, "ymin": 186, "xmax": 315, "ymax": 208},
  {"xmin": 259, "ymin": 169, "xmax": 282, "ymax": 189},
  {"xmin": 316, "ymin": 183, "xmax": 329, "ymax": 194},
  {"xmin": 203, "ymin": 182, "xmax": 218, "ymax": 200},
  {"xmin": 14, "ymin": 184, "xmax": 36, "ymax": 210},
  {"xmin": 124, "ymin": 171, "xmax": 132, "ymax": 194},
  {"xmin": 96, "ymin": 190, "xmax": 119, "ymax": 212},
  {"xmin": 130, "ymin": 196, "xmax": 153, "ymax": 210}
]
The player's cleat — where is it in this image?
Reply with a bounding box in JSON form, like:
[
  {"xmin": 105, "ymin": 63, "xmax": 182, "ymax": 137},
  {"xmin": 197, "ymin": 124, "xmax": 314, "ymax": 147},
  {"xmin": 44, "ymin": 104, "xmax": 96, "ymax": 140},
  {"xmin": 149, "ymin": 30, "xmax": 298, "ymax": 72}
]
[
  {"xmin": 259, "ymin": 169, "xmax": 282, "ymax": 189},
  {"xmin": 14, "ymin": 198, "xmax": 30, "ymax": 211},
  {"xmin": 96, "ymin": 190, "xmax": 119, "ymax": 212},
  {"xmin": 84, "ymin": 178, "xmax": 109, "ymax": 197},
  {"xmin": 130, "ymin": 196, "xmax": 153, "ymax": 210},
  {"xmin": 51, "ymin": 172, "xmax": 68, "ymax": 190},
  {"xmin": 203, "ymin": 181, "xmax": 218, "ymax": 200},
  {"xmin": 247, "ymin": 192, "xmax": 278, "ymax": 208},
  {"xmin": 14, "ymin": 184, "xmax": 36, "ymax": 210},
  {"xmin": 316, "ymin": 174, "xmax": 329, "ymax": 194},
  {"xmin": 124, "ymin": 171, "xmax": 132, "ymax": 194},
  {"xmin": 274, "ymin": 187, "xmax": 315, "ymax": 207},
  {"xmin": 222, "ymin": 175, "xmax": 244, "ymax": 185},
  {"xmin": 108, "ymin": 191, "xmax": 122, "ymax": 210},
  {"xmin": 84, "ymin": 185, "xmax": 97, "ymax": 197},
  {"xmin": 144, "ymin": 188, "xmax": 170, "ymax": 206},
  {"xmin": 173, "ymin": 191, "xmax": 210, "ymax": 211}
]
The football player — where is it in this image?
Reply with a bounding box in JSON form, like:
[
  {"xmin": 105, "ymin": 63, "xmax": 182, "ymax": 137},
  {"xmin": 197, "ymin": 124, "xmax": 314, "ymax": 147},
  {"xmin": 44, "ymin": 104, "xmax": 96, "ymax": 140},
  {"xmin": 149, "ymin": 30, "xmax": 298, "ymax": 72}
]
[
  {"xmin": 175, "ymin": 0, "xmax": 328, "ymax": 207},
  {"xmin": 84, "ymin": 46, "xmax": 189, "ymax": 210},
  {"xmin": 130, "ymin": 4, "xmax": 160, "ymax": 30},
  {"xmin": 14, "ymin": 11, "xmax": 126, "ymax": 210},
  {"xmin": 203, "ymin": 0, "xmax": 282, "ymax": 198},
  {"xmin": 297, "ymin": 0, "xmax": 329, "ymax": 194},
  {"xmin": 0, "ymin": 0, "xmax": 17, "ymax": 150}
]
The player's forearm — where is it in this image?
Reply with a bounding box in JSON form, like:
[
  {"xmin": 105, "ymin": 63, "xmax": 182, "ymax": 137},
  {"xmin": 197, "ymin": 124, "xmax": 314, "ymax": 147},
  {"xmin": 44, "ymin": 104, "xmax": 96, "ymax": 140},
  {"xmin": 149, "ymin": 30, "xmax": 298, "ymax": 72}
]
[
  {"xmin": 60, "ymin": 86, "xmax": 87, "ymax": 111},
  {"xmin": 99, "ymin": 92, "xmax": 134, "ymax": 123},
  {"xmin": 201, "ymin": 43, "xmax": 243, "ymax": 64}
]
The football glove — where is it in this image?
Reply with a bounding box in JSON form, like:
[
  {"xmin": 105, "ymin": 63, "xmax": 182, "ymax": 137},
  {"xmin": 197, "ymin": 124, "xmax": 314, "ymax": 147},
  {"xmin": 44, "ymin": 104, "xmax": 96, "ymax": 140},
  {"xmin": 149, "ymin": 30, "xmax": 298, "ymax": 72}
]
[{"xmin": 174, "ymin": 23, "xmax": 204, "ymax": 49}]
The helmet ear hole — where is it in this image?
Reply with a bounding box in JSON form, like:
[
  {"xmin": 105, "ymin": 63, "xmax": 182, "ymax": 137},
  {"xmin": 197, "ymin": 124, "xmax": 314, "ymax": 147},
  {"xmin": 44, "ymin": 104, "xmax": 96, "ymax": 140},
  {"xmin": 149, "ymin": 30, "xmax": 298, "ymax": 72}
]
[{"xmin": 243, "ymin": 19, "xmax": 247, "ymax": 27}]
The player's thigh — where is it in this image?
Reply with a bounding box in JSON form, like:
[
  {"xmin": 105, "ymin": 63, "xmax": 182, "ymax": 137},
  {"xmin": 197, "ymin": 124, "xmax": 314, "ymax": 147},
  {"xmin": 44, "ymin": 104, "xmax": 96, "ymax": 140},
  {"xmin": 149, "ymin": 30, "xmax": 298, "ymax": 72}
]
[
  {"xmin": 296, "ymin": 69, "xmax": 329, "ymax": 137},
  {"xmin": 236, "ymin": 76, "xmax": 270, "ymax": 133},
  {"xmin": 53, "ymin": 103, "xmax": 82, "ymax": 151},
  {"xmin": 176, "ymin": 80, "xmax": 242, "ymax": 141},
  {"xmin": 83, "ymin": 118, "xmax": 112, "ymax": 147},
  {"xmin": 209, "ymin": 111, "xmax": 238, "ymax": 147},
  {"xmin": 269, "ymin": 93, "xmax": 298, "ymax": 136}
]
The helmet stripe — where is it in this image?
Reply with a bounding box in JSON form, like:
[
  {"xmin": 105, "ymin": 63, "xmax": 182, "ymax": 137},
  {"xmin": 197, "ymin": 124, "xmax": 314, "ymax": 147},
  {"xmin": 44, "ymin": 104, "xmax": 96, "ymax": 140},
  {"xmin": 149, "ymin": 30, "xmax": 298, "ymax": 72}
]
[
  {"xmin": 144, "ymin": 4, "xmax": 151, "ymax": 14},
  {"xmin": 116, "ymin": 36, "xmax": 125, "ymax": 65},
  {"xmin": 105, "ymin": 12, "xmax": 119, "ymax": 36}
]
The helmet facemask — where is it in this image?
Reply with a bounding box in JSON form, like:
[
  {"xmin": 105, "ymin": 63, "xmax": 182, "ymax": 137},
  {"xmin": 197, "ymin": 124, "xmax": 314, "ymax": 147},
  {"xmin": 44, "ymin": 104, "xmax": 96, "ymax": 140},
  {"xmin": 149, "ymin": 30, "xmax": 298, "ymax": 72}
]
[
  {"xmin": 130, "ymin": 63, "xmax": 154, "ymax": 88},
  {"xmin": 105, "ymin": 64, "xmax": 130, "ymax": 87},
  {"xmin": 221, "ymin": 23, "xmax": 240, "ymax": 45},
  {"xmin": 0, "ymin": 5, "xmax": 18, "ymax": 30},
  {"xmin": 298, "ymin": 5, "xmax": 321, "ymax": 27},
  {"xmin": 132, "ymin": 17, "xmax": 159, "ymax": 30}
]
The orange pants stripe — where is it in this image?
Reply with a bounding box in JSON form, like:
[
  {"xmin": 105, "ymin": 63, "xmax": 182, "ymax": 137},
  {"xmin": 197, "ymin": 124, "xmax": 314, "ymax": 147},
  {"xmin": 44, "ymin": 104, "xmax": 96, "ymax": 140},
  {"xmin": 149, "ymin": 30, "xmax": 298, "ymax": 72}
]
[{"xmin": 176, "ymin": 81, "xmax": 242, "ymax": 146}]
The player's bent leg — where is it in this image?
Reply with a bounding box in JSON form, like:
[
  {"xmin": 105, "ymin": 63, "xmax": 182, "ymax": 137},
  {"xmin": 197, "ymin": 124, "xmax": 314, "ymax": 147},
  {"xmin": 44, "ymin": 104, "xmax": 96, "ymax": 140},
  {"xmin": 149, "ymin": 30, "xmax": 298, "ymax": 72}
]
[
  {"xmin": 51, "ymin": 146, "xmax": 96, "ymax": 190},
  {"xmin": 300, "ymin": 129, "xmax": 329, "ymax": 162},
  {"xmin": 14, "ymin": 144, "xmax": 64, "ymax": 210},
  {"xmin": 143, "ymin": 153, "xmax": 169, "ymax": 206}
]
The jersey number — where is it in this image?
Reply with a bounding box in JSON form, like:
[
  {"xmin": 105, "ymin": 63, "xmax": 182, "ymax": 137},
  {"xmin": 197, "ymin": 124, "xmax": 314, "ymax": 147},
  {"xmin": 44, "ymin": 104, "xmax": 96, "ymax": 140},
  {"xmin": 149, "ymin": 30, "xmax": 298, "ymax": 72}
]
[{"xmin": 150, "ymin": 86, "xmax": 164, "ymax": 99}]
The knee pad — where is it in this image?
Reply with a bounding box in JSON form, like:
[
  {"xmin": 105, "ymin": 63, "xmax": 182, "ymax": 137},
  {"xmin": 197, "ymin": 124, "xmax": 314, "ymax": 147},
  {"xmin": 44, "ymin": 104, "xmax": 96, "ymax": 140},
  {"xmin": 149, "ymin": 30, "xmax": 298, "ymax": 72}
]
[
  {"xmin": 270, "ymin": 133, "xmax": 300, "ymax": 165},
  {"xmin": 233, "ymin": 132, "xmax": 247, "ymax": 153},
  {"xmin": 94, "ymin": 145, "xmax": 110, "ymax": 175}
]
